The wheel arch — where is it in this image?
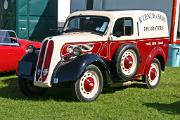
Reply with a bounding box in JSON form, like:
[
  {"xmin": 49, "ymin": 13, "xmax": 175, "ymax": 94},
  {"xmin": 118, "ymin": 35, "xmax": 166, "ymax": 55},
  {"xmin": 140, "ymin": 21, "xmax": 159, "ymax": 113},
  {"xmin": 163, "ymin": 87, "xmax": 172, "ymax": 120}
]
[
  {"xmin": 144, "ymin": 47, "xmax": 166, "ymax": 75},
  {"xmin": 91, "ymin": 61, "xmax": 111, "ymax": 86},
  {"xmin": 52, "ymin": 54, "xmax": 111, "ymax": 86},
  {"xmin": 155, "ymin": 55, "xmax": 165, "ymax": 71}
]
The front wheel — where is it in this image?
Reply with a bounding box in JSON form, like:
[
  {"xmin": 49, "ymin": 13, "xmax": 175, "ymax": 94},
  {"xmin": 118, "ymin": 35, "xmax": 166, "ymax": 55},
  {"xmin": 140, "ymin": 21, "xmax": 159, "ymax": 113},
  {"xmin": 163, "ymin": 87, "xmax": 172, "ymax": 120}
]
[
  {"xmin": 74, "ymin": 65, "xmax": 103, "ymax": 102},
  {"xmin": 19, "ymin": 77, "xmax": 47, "ymax": 97},
  {"xmin": 143, "ymin": 58, "xmax": 161, "ymax": 89}
]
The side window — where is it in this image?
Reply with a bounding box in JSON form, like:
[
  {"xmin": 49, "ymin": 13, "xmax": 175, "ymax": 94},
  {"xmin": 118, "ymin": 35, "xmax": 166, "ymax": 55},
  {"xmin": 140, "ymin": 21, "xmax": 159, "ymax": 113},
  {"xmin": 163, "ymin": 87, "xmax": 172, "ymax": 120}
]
[
  {"xmin": 66, "ymin": 18, "xmax": 80, "ymax": 31},
  {"xmin": 0, "ymin": 32, "xmax": 11, "ymax": 43},
  {"xmin": 113, "ymin": 17, "xmax": 133, "ymax": 37},
  {"xmin": 9, "ymin": 31, "xmax": 18, "ymax": 43}
]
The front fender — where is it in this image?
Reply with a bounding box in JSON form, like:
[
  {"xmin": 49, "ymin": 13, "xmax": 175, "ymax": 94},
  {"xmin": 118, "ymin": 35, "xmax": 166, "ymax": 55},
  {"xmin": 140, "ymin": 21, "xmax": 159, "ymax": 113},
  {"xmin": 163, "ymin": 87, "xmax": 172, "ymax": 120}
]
[
  {"xmin": 51, "ymin": 54, "xmax": 109, "ymax": 86},
  {"xmin": 18, "ymin": 39, "xmax": 41, "ymax": 49},
  {"xmin": 144, "ymin": 47, "xmax": 166, "ymax": 75},
  {"xmin": 17, "ymin": 51, "xmax": 40, "ymax": 80}
]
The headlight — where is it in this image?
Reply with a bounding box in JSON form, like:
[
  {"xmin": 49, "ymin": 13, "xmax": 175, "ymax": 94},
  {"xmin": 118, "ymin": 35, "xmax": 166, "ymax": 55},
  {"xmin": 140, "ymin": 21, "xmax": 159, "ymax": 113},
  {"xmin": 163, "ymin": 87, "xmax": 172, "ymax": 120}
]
[
  {"xmin": 63, "ymin": 46, "xmax": 82, "ymax": 61},
  {"xmin": 67, "ymin": 45, "xmax": 82, "ymax": 56},
  {"xmin": 72, "ymin": 47, "xmax": 82, "ymax": 56},
  {"xmin": 26, "ymin": 45, "xmax": 35, "ymax": 54}
]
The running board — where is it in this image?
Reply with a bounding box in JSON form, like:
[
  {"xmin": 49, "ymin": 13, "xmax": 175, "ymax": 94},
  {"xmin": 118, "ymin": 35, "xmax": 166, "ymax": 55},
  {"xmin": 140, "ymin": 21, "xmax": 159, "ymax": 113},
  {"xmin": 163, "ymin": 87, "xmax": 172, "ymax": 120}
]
[{"xmin": 110, "ymin": 81, "xmax": 145, "ymax": 87}]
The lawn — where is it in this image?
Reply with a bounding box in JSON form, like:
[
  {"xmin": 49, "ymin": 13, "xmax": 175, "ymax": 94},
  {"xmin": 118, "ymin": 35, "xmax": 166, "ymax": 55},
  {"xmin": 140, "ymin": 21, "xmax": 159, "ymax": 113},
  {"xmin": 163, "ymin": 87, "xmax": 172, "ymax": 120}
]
[{"xmin": 0, "ymin": 67, "xmax": 179, "ymax": 120}]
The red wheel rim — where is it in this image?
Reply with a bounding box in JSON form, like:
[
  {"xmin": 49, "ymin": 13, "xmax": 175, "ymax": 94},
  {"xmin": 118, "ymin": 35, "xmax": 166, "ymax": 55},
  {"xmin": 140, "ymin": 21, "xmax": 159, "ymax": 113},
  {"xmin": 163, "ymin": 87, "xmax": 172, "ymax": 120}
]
[
  {"xmin": 150, "ymin": 68, "xmax": 157, "ymax": 81},
  {"xmin": 84, "ymin": 77, "xmax": 95, "ymax": 92},
  {"xmin": 148, "ymin": 62, "xmax": 160, "ymax": 86},
  {"xmin": 79, "ymin": 70, "xmax": 99, "ymax": 99},
  {"xmin": 121, "ymin": 49, "xmax": 137, "ymax": 76},
  {"xmin": 124, "ymin": 55, "xmax": 133, "ymax": 69}
]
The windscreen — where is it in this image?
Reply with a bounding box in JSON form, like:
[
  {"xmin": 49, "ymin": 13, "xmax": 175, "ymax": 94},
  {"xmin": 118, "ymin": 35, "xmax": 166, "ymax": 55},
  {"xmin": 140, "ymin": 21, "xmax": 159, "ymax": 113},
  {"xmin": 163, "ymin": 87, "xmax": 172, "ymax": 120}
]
[{"xmin": 63, "ymin": 16, "xmax": 109, "ymax": 34}]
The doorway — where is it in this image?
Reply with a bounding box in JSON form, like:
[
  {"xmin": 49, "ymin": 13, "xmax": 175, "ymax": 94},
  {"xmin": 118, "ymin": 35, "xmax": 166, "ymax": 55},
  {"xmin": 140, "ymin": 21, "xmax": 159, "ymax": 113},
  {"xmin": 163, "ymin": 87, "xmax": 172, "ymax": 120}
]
[{"xmin": 86, "ymin": 0, "xmax": 94, "ymax": 10}]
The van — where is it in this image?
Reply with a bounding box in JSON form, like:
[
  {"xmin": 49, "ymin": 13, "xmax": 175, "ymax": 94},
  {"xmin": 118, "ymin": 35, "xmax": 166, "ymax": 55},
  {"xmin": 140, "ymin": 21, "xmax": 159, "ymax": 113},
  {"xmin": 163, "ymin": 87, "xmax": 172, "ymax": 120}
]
[{"xmin": 18, "ymin": 10, "xmax": 169, "ymax": 102}]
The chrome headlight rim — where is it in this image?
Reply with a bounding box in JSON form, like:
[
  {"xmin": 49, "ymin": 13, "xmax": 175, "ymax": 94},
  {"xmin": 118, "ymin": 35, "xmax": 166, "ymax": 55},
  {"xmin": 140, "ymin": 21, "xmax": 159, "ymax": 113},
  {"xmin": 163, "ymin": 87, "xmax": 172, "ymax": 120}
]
[{"xmin": 26, "ymin": 45, "xmax": 35, "ymax": 54}]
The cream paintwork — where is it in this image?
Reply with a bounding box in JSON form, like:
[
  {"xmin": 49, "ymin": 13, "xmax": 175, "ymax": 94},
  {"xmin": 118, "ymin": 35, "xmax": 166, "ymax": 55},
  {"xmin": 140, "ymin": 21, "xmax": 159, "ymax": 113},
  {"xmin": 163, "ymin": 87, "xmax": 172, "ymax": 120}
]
[
  {"xmin": 34, "ymin": 33, "xmax": 108, "ymax": 87},
  {"xmin": 34, "ymin": 10, "xmax": 169, "ymax": 87},
  {"xmin": 69, "ymin": 10, "xmax": 169, "ymax": 39}
]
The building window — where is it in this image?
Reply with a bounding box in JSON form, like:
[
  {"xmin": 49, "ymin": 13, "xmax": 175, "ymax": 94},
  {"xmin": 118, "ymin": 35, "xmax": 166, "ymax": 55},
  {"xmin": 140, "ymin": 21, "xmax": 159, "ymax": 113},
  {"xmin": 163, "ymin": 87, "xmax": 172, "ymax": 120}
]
[{"xmin": 86, "ymin": 0, "xmax": 93, "ymax": 10}]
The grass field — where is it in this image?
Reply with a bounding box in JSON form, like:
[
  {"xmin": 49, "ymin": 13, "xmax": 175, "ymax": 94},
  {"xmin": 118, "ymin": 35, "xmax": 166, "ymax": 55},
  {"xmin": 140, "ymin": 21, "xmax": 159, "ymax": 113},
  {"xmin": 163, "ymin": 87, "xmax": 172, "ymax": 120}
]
[{"xmin": 0, "ymin": 67, "xmax": 179, "ymax": 120}]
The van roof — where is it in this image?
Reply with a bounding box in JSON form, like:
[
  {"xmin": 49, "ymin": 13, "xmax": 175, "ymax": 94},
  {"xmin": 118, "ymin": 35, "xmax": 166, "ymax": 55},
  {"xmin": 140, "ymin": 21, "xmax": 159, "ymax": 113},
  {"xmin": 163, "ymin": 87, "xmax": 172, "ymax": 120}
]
[
  {"xmin": 69, "ymin": 10, "xmax": 166, "ymax": 19},
  {"xmin": 68, "ymin": 10, "xmax": 169, "ymax": 39}
]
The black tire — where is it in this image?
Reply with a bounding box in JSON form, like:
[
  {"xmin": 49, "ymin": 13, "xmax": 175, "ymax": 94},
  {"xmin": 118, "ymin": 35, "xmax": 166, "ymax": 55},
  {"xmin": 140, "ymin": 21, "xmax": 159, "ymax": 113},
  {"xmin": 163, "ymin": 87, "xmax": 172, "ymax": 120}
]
[
  {"xmin": 18, "ymin": 77, "xmax": 47, "ymax": 97},
  {"xmin": 113, "ymin": 44, "xmax": 140, "ymax": 80},
  {"xmin": 74, "ymin": 65, "xmax": 103, "ymax": 102},
  {"xmin": 143, "ymin": 58, "xmax": 161, "ymax": 89}
]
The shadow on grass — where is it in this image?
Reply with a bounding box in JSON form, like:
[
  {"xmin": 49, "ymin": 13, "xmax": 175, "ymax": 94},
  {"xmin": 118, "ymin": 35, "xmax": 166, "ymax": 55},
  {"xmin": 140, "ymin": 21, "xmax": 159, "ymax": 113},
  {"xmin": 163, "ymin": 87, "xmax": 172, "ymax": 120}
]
[
  {"xmin": 144, "ymin": 101, "xmax": 180, "ymax": 115},
  {"xmin": 0, "ymin": 71, "xmax": 15, "ymax": 77},
  {"xmin": 102, "ymin": 82, "xmax": 147, "ymax": 94},
  {"xmin": 0, "ymin": 76, "xmax": 148, "ymax": 102},
  {"xmin": 0, "ymin": 77, "xmax": 78, "ymax": 102},
  {"xmin": 102, "ymin": 87, "xmax": 125, "ymax": 94}
]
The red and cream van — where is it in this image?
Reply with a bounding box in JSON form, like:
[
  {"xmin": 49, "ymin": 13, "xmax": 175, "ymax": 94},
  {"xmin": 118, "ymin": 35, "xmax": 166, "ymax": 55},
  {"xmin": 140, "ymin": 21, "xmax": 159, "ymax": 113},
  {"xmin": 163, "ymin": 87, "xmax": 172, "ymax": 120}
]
[{"xmin": 18, "ymin": 10, "xmax": 169, "ymax": 102}]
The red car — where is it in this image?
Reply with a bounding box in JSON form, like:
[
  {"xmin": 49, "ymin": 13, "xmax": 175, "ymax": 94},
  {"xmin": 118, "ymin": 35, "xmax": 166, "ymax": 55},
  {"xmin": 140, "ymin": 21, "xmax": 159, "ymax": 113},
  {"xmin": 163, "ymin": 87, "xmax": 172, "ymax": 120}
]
[{"xmin": 0, "ymin": 30, "xmax": 41, "ymax": 72}]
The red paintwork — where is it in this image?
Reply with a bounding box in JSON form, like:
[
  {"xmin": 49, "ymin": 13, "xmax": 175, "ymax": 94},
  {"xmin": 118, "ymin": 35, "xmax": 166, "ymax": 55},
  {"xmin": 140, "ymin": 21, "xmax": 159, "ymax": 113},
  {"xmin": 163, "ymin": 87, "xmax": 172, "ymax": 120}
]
[
  {"xmin": 84, "ymin": 77, "xmax": 95, "ymax": 92},
  {"xmin": 124, "ymin": 55, "xmax": 133, "ymax": 69},
  {"xmin": 175, "ymin": 40, "xmax": 180, "ymax": 44},
  {"xmin": 143, "ymin": 46, "xmax": 168, "ymax": 75},
  {"xmin": 150, "ymin": 68, "xmax": 157, "ymax": 81},
  {"xmin": 170, "ymin": 0, "xmax": 177, "ymax": 44},
  {"xmin": 36, "ymin": 40, "xmax": 48, "ymax": 81},
  {"xmin": 42, "ymin": 40, "xmax": 54, "ymax": 81},
  {"xmin": 0, "ymin": 38, "xmax": 41, "ymax": 73},
  {"xmin": 99, "ymin": 42, "xmax": 108, "ymax": 59},
  {"xmin": 18, "ymin": 39, "xmax": 41, "ymax": 49},
  {"xmin": 61, "ymin": 37, "xmax": 169, "ymax": 77},
  {"xmin": 61, "ymin": 42, "xmax": 102, "ymax": 58}
]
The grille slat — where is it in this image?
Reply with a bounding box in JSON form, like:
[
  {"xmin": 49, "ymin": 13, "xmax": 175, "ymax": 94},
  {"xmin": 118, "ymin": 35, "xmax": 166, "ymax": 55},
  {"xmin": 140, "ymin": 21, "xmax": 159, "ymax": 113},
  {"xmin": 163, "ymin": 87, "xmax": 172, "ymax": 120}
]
[
  {"xmin": 35, "ymin": 40, "xmax": 48, "ymax": 81},
  {"xmin": 42, "ymin": 40, "xmax": 54, "ymax": 81}
]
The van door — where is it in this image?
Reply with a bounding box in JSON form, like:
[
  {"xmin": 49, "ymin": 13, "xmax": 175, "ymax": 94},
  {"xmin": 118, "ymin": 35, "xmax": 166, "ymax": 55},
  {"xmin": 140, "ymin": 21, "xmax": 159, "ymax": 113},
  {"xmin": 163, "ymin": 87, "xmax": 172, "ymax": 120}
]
[
  {"xmin": 109, "ymin": 17, "xmax": 140, "ymax": 78},
  {"xmin": 111, "ymin": 17, "xmax": 135, "ymax": 41}
]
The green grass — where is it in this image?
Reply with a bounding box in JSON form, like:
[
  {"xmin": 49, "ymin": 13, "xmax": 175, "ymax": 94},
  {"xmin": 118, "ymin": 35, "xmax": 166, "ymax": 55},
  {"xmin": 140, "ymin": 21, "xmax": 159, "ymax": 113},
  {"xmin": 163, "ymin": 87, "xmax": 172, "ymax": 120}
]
[{"xmin": 0, "ymin": 67, "xmax": 180, "ymax": 120}]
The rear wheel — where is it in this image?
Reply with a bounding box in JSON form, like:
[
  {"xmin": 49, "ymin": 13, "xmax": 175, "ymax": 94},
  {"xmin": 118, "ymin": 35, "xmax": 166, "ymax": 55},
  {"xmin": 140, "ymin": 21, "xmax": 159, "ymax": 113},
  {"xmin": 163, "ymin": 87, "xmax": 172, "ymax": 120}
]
[
  {"xmin": 143, "ymin": 58, "xmax": 161, "ymax": 89},
  {"xmin": 74, "ymin": 65, "xmax": 103, "ymax": 102},
  {"xmin": 19, "ymin": 77, "xmax": 47, "ymax": 97}
]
